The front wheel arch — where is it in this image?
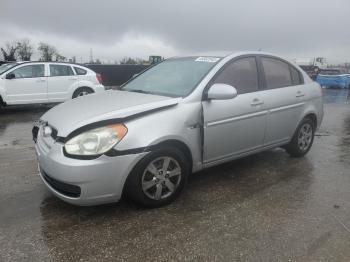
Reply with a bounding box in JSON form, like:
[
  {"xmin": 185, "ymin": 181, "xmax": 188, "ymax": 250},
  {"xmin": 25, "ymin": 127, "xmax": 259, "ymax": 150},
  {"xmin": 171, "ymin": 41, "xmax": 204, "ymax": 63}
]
[
  {"xmin": 121, "ymin": 139, "xmax": 193, "ymax": 198},
  {"xmin": 152, "ymin": 140, "xmax": 193, "ymax": 173},
  {"xmin": 124, "ymin": 145, "xmax": 190, "ymax": 207}
]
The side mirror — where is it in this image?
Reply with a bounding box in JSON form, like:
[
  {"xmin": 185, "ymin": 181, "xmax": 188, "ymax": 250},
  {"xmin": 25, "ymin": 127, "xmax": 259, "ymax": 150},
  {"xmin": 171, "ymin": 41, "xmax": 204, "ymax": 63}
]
[
  {"xmin": 6, "ymin": 73, "xmax": 15, "ymax": 80},
  {"xmin": 206, "ymin": 83, "xmax": 238, "ymax": 100}
]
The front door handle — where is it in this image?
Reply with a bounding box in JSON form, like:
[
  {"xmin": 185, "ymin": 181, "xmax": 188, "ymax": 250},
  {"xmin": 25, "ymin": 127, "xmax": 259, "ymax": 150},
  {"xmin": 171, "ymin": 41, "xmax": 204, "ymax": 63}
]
[
  {"xmin": 251, "ymin": 98, "xmax": 264, "ymax": 106},
  {"xmin": 296, "ymin": 91, "xmax": 305, "ymax": 97}
]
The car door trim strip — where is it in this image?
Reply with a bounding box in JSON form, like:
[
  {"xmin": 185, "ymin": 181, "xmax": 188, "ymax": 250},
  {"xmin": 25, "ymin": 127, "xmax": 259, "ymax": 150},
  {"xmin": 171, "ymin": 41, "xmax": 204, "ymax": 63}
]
[
  {"xmin": 269, "ymin": 102, "xmax": 305, "ymax": 113},
  {"xmin": 206, "ymin": 111, "xmax": 268, "ymax": 127}
]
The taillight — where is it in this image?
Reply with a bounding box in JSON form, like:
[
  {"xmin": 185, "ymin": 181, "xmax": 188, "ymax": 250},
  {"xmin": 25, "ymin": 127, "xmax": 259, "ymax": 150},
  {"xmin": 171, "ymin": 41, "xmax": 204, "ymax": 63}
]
[{"xmin": 96, "ymin": 73, "xmax": 102, "ymax": 84}]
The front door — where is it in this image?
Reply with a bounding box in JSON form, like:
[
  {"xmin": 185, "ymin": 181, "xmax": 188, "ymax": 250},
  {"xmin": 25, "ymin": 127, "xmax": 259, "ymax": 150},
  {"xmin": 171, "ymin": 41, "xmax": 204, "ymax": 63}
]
[
  {"xmin": 202, "ymin": 57, "xmax": 267, "ymax": 164},
  {"xmin": 5, "ymin": 64, "xmax": 47, "ymax": 104}
]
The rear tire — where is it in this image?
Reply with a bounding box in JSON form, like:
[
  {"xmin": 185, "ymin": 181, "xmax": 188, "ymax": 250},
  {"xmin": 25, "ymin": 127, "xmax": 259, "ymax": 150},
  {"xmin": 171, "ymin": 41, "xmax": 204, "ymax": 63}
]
[
  {"xmin": 72, "ymin": 87, "xmax": 93, "ymax": 99},
  {"xmin": 285, "ymin": 117, "xmax": 315, "ymax": 157},
  {"xmin": 125, "ymin": 147, "xmax": 189, "ymax": 208}
]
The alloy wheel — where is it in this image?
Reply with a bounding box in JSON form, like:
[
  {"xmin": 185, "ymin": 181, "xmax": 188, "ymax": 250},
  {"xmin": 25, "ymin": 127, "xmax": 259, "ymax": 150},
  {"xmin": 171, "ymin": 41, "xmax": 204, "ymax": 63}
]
[
  {"xmin": 141, "ymin": 156, "xmax": 182, "ymax": 200},
  {"xmin": 297, "ymin": 123, "xmax": 313, "ymax": 151}
]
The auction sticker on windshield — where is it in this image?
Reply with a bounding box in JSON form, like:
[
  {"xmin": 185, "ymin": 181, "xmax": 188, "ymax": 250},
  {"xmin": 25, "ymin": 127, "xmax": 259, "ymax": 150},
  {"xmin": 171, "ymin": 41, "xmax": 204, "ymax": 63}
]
[{"xmin": 195, "ymin": 57, "xmax": 220, "ymax": 63}]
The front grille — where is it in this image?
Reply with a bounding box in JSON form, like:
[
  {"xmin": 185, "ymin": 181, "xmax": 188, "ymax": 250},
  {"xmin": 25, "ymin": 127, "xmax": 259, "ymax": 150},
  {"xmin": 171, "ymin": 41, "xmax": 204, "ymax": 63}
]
[{"xmin": 41, "ymin": 169, "xmax": 81, "ymax": 198}]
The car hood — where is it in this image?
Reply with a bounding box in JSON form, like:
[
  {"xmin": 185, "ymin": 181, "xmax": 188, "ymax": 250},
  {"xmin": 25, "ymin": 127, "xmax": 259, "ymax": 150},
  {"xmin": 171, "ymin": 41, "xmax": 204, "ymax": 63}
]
[{"xmin": 41, "ymin": 90, "xmax": 181, "ymax": 137}]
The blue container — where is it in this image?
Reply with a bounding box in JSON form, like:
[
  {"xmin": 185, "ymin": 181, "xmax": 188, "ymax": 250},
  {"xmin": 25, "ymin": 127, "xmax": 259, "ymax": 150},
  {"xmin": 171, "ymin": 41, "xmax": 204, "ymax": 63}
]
[{"xmin": 316, "ymin": 69, "xmax": 350, "ymax": 88}]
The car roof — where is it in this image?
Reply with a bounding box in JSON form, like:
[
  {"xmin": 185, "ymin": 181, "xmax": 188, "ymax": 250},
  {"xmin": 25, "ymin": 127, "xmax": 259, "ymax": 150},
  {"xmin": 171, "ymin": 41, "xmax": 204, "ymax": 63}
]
[
  {"xmin": 0, "ymin": 61, "xmax": 91, "ymax": 76},
  {"xmin": 170, "ymin": 51, "xmax": 293, "ymax": 62},
  {"xmin": 224, "ymin": 51, "xmax": 293, "ymax": 60}
]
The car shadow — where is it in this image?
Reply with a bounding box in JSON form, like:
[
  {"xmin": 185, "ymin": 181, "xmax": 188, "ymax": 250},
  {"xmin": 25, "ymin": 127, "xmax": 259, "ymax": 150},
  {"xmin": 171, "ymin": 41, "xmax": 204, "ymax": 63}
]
[{"xmin": 37, "ymin": 148, "xmax": 315, "ymax": 259}]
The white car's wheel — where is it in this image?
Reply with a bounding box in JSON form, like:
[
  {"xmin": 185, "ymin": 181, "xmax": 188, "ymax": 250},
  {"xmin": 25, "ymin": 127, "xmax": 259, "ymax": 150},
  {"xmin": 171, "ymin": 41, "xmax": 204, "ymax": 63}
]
[{"xmin": 72, "ymin": 87, "xmax": 93, "ymax": 98}]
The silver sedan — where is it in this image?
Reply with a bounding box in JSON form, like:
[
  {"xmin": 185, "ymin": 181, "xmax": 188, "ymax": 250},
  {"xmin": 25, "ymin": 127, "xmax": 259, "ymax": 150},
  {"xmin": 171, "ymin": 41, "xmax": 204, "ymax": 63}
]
[{"xmin": 33, "ymin": 52, "xmax": 323, "ymax": 207}]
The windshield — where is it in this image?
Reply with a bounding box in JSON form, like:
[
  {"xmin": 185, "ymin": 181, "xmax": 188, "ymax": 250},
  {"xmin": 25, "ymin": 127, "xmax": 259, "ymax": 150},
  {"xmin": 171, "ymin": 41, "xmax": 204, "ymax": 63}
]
[
  {"xmin": 0, "ymin": 63, "xmax": 18, "ymax": 75},
  {"xmin": 121, "ymin": 57, "xmax": 221, "ymax": 97}
]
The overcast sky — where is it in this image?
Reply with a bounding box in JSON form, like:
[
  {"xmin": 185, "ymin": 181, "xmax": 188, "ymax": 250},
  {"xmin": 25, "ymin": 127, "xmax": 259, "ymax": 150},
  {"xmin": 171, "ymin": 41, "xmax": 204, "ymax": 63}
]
[{"xmin": 1, "ymin": 0, "xmax": 350, "ymax": 63}]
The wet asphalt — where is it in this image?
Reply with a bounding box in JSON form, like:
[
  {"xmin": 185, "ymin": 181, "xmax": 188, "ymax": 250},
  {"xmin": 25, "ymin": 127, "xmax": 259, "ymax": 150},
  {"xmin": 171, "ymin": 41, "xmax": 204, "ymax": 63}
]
[{"xmin": 0, "ymin": 89, "xmax": 350, "ymax": 262}]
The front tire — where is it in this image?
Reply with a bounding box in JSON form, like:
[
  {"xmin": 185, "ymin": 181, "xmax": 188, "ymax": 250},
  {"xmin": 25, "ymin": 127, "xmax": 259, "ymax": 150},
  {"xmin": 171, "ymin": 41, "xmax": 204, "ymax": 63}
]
[
  {"xmin": 72, "ymin": 87, "xmax": 94, "ymax": 99},
  {"xmin": 0, "ymin": 96, "xmax": 4, "ymax": 111},
  {"xmin": 285, "ymin": 117, "xmax": 315, "ymax": 157},
  {"xmin": 125, "ymin": 147, "xmax": 189, "ymax": 208}
]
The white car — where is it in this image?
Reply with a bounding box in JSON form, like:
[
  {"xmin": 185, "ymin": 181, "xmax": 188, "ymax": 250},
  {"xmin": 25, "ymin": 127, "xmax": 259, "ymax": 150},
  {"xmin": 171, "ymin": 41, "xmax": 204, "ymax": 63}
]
[{"xmin": 0, "ymin": 62, "xmax": 105, "ymax": 107}]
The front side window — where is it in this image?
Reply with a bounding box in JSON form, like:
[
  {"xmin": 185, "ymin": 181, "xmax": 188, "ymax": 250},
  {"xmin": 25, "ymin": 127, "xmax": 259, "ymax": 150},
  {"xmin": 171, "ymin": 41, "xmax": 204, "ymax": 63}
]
[
  {"xmin": 122, "ymin": 57, "xmax": 221, "ymax": 97},
  {"xmin": 261, "ymin": 57, "xmax": 292, "ymax": 89},
  {"xmin": 50, "ymin": 64, "xmax": 74, "ymax": 77},
  {"xmin": 212, "ymin": 57, "xmax": 259, "ymax": 94},
  {"xmin": 10, "ymin": 64, "xmax": 45, "ymax": 79}
]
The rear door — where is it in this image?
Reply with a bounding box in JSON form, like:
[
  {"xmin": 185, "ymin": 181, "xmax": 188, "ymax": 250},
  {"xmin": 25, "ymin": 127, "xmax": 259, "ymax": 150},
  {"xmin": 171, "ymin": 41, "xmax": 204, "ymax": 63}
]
[
  {"xmin": 4, "ymin": 64, "xmax": 47, "ymax": 104},
  {"xmin": 258, "ymin": 56, "xmax": 305, "ymax": 146},
  {"xmin": 202, "ymin": 56, "xmax": 267, "ymax": 164},
  {"xmin": 47, "ymin": 64, "xmax": 78, "ymax": 102}
]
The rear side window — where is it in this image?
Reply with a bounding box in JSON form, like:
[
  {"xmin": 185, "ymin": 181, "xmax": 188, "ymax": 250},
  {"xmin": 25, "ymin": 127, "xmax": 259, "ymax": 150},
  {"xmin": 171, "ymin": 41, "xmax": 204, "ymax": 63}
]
[
  {"xmin": 290, "ymin": 66, "xmax": 302, "ymax": 85},
  {"xmin": 213, "ymin": 57, "xmax": 259, "ymax": 94},
  {"xmin": 261, "ymin": 57, "xmax": 292, "ymax": 89},
  {"xmin": 74, "ymin": 67, "xmax": 87, "ymax": 75},
  {"xmin": 50, "ymin": 65, "xmax": 74, "ymax": 77},
  {"xmin": 11, "ymin": 64, "xmax": 45, "ymax": 78}
]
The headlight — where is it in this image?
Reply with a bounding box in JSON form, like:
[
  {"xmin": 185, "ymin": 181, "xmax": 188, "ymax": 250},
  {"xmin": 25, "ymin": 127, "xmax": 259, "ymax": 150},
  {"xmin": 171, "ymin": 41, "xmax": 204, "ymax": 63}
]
[{"xmin": 64, "ymin": 124, "xmax": 127, "ymax": 156}]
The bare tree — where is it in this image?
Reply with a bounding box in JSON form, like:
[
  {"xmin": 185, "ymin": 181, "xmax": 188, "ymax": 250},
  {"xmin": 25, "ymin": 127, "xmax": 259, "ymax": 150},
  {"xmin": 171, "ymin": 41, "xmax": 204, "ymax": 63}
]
[
  {"xmin": 54, "ymin": 53, "xmax": 66, "ymax": 62},
  {"xmin": 0, "ymin": 42, "xmax": 18, "ymax": 61},
  {"xmin": 17, "ymin": 39, "xmax": 33, "ymax": 61},
  {"xmin": 38, "ymin": 42, "xmax": 57, "ymax": 61},
  {"xmin": 120, "ymin": 57, "xmax": 138, "ymax": 65}
]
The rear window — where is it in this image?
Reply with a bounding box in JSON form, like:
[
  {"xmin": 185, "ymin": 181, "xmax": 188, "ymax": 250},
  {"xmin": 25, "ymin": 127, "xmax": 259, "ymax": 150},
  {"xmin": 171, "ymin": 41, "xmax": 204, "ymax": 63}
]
[
  {"xmin": 50, "ymin": 64, "xmax": 74, "ymax": 77},
  {"xmin": 74, "ymin": 67, "xmax": 87, "ymax": 75}
]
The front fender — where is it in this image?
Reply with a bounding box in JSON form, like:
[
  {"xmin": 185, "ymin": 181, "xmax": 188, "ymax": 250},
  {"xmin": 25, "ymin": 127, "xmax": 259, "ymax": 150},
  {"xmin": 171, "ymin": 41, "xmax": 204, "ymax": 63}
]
[{"xmin": 115, "ymin": 101, "xmax": 203, "ymax": 172}]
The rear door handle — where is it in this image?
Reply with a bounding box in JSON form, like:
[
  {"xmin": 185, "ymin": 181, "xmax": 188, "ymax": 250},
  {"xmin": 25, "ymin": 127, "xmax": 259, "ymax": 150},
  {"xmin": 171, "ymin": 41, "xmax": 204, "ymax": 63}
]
[
  {"xmin": 68, "ymin": 77, "xmax": 78, "ymax": 80},
  {"xmin": 36, "ymin": 79, "xmax": 46, "ymax": 82},
  {"xmin": 251, "ymin": 98, "xmax": 264, "ymax": 106},
  {"xmin": 296, "ymin": 91, "xmax": 305, "ymax": 97}
]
